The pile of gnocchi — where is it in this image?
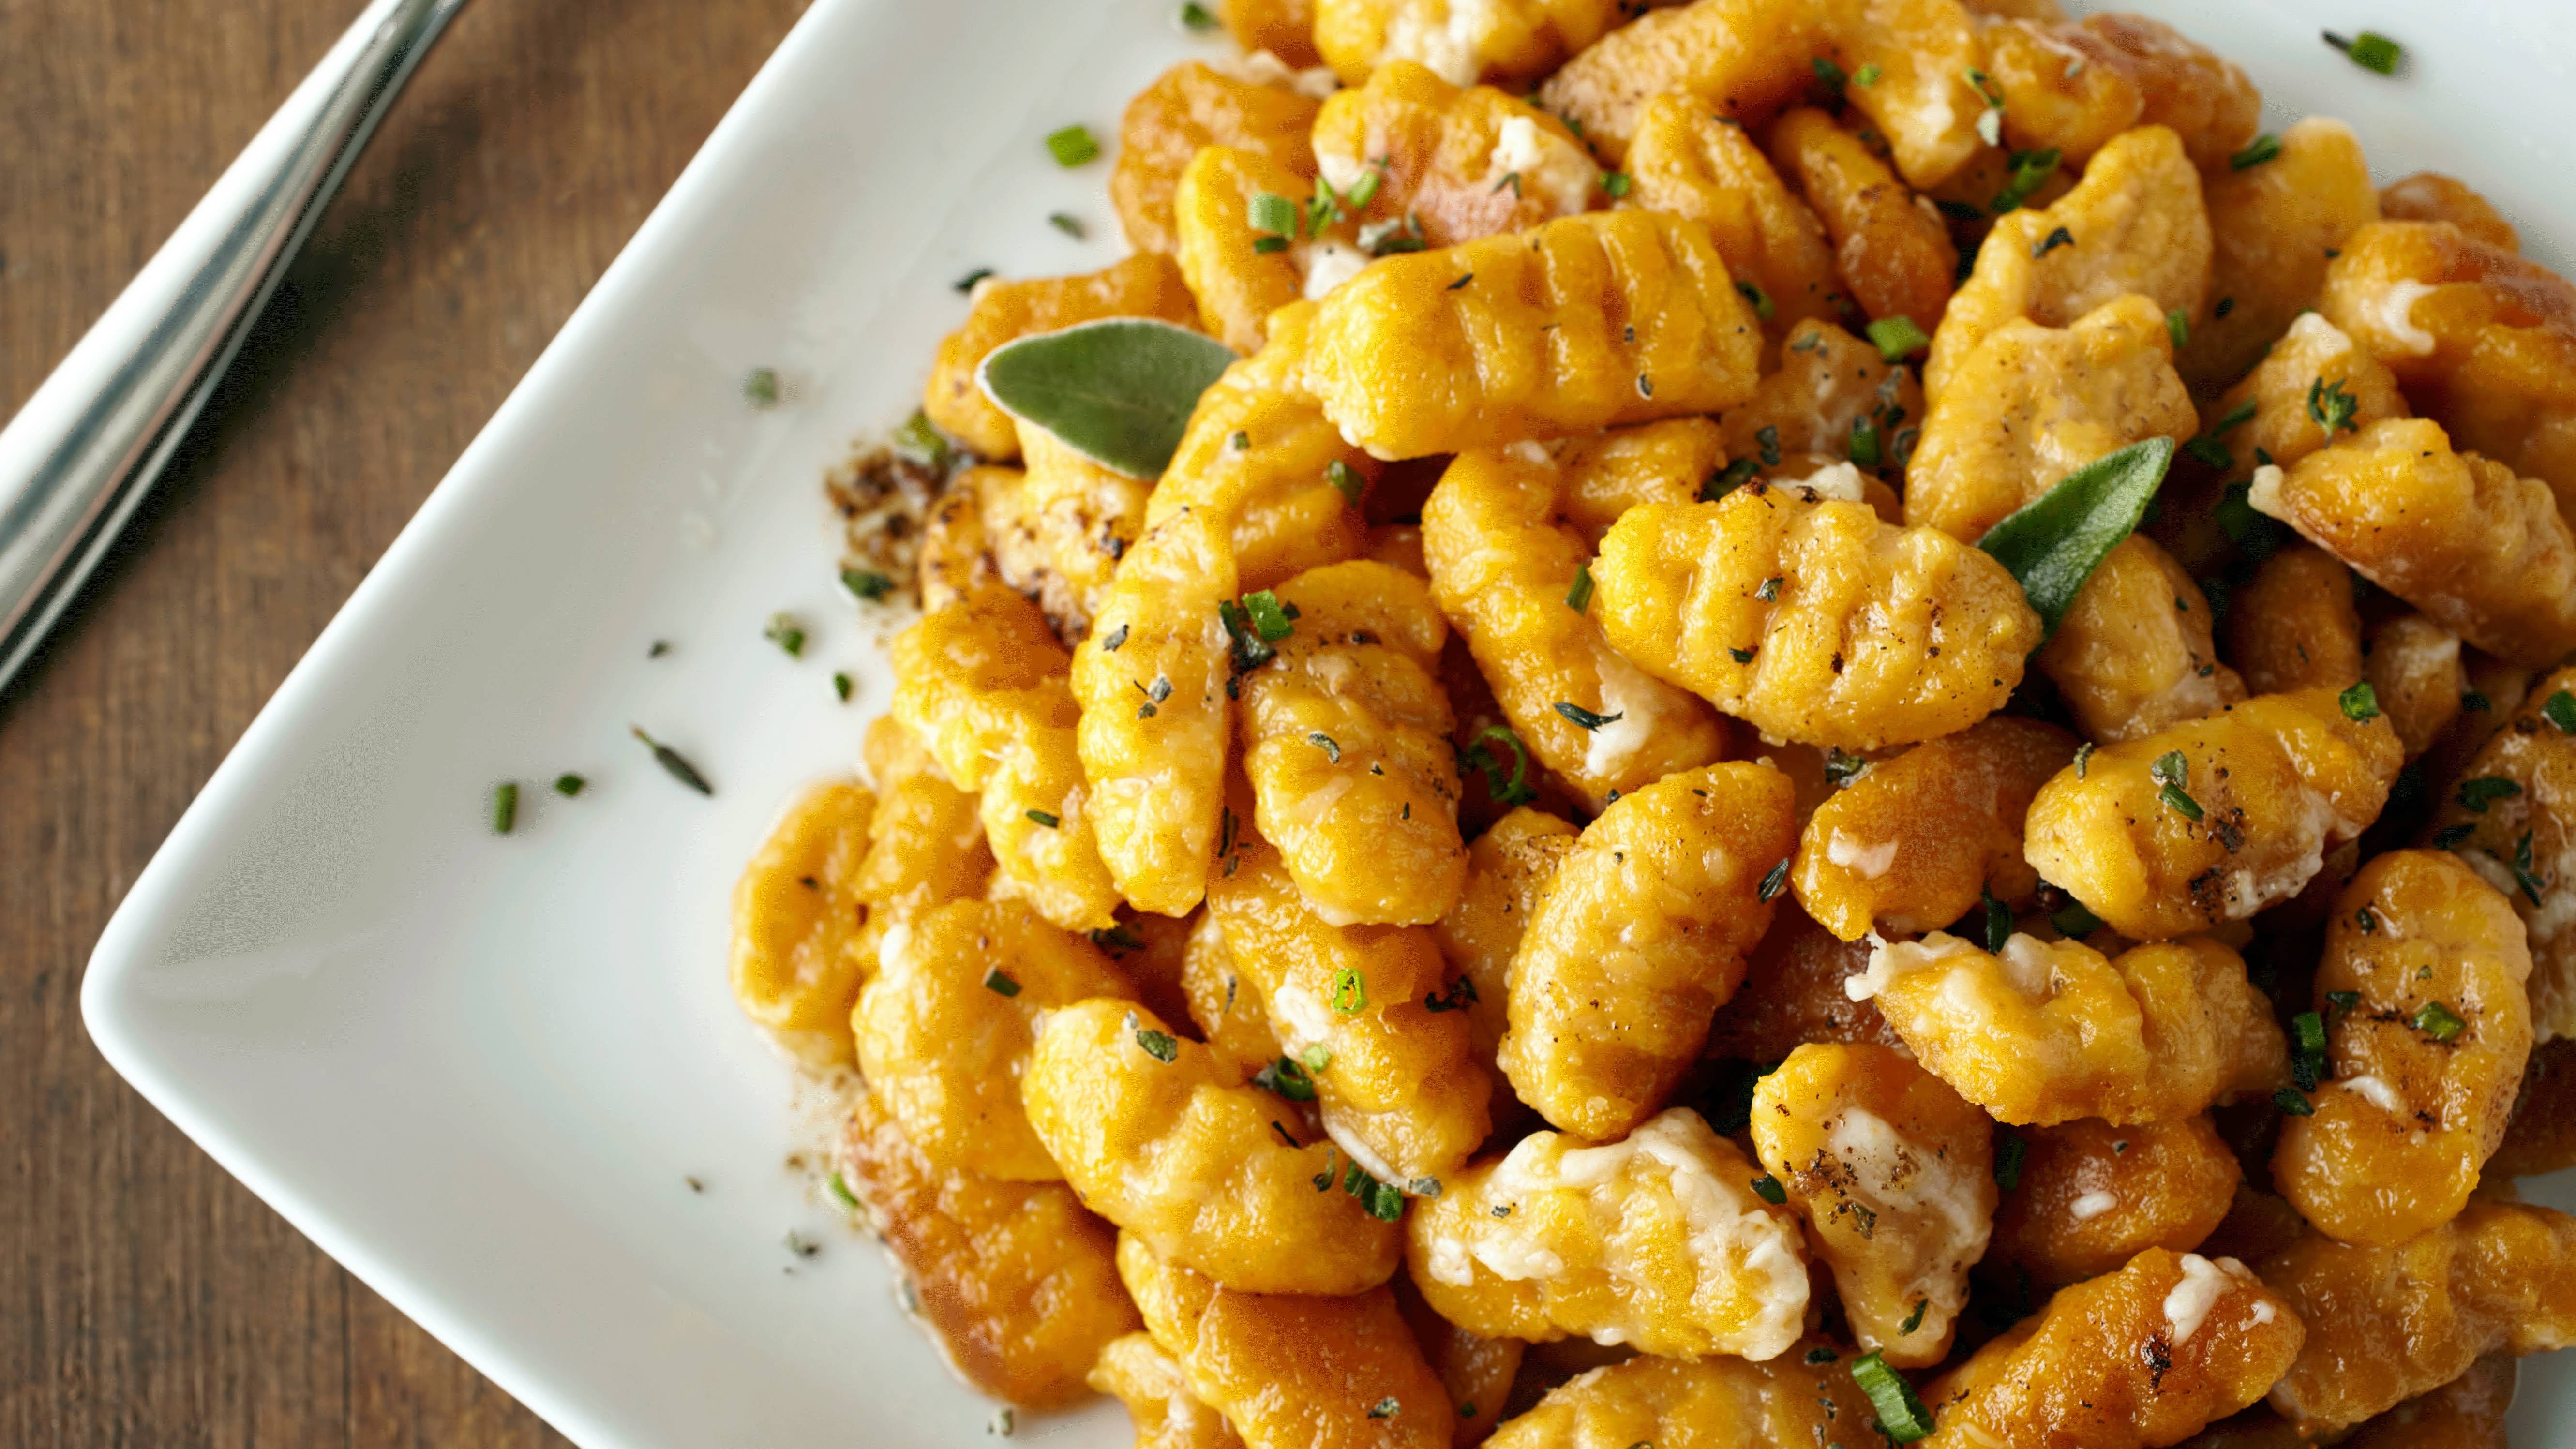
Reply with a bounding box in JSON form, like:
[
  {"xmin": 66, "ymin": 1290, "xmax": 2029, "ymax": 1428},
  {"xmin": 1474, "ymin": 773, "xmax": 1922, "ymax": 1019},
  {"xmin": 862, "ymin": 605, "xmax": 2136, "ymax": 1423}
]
[{"xmin": 729, "ymin": 0, "xmax": 2576, "ymax": 1444}]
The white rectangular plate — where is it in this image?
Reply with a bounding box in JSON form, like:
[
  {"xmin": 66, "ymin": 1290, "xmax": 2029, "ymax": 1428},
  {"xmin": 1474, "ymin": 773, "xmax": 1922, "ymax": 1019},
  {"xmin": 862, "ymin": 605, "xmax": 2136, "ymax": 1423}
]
[{"xmin": 83, "ymin": 0, "xmax": 2576, "ymax": 1445}]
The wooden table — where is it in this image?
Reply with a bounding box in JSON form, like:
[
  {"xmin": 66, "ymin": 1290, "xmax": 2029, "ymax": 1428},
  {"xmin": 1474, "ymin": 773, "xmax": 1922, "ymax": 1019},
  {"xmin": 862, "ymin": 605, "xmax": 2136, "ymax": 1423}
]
[{"xmin": 0, "ymin": 1, "xmax": 807, "ymax": 1440}]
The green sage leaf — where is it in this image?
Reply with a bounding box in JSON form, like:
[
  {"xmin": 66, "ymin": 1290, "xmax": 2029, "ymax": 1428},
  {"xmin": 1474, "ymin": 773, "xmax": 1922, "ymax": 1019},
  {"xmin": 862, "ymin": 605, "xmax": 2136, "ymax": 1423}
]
[
  {"xmin": 977, "ymin": 319, "xmax": 1237, "ymax": 479},
  {"xmin": 1976, "ymin": 437, "xmax": 2176, "ymax": 639}
]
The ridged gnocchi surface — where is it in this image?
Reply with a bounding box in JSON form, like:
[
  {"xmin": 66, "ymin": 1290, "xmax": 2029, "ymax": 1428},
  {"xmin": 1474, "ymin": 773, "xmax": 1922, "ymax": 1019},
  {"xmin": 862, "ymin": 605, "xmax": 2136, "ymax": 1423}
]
[
  {"xmin": 1481, "ymin": 1340, "xmax": 1885, "ymax": 1449},
  {"xmin": 2420, "ymin": 665, "xmax": 2576, "ymax": 1042}
]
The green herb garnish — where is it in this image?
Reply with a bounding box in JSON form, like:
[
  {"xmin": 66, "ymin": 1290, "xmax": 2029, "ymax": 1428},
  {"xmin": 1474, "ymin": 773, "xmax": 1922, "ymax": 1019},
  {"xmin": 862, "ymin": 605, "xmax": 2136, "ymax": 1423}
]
[
  {"xmin": 1975, "ymin": 437, "xmax": 2175, "ymax": 638},
  {"xmin": 1750, "ymin": 1174, "xmax": 1788, "ymax": 1204},
  {"xmin": 745, "ymin": 366, "xmax": 780, "ymax": 407},
  {"xmin": 553, "ymin": 774, "xmax": 586, "ymax": 797},
  {"xmin": 2324, "ymin": 29, "xmax": 2402, "ymax": 75},
  {"xmin": 978, "ymin": 318, "xmax": 1236, "ymax": 478},
  {"xmin": 2340, "ymin": 681, "xmax": 2380, "ymax": 721},
  {"xmin": 1866, "ymin": 316, "xmax": 1930, "ymax": 361},
  {"xmin": 765, "ymin": 612, "xmax": 806, "ymax": 657},
  {"xmin": 1045, "ymin": 124, "xmax": 1101, "ymax": 166},
  {"xmin": 984, "ymin": 969, "xmax": 1022, "ymax": 998},
  {"xmin": 1851, "ymin": 1352, "xmax": 1932, "ymax": 1442},
  {"xmin": 630, "ymin": 727, "xmax": 713, "ymax": 795},
  {"xmin": 2230, "ymin": 133, "xmax": 2283, "ymax": 170},
  {"xmin": 2412, "ymin": 1001, "xmax": 2466, "ymax": 1042},
  {"xmin": 1758, "ymin": 858, "xmax": 1789, "ymax": 902},
  {"xmin": 1567, "ymin": 563, "xmax": 1595, "ymax": 612},
  {"xmin": 492, "ymin": 782, "xmax": 518, "ymax": 834},
  {"xmin": 1554, "ymin": 701, "xmax": 1624, "ymax": 731}
]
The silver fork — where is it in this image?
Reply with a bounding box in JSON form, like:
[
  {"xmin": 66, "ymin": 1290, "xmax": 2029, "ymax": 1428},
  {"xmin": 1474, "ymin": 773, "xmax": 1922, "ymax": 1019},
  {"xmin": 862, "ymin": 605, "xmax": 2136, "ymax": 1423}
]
[{"xmin": 0, "ymin": 0, "xmax": 470, "ymax": 698}]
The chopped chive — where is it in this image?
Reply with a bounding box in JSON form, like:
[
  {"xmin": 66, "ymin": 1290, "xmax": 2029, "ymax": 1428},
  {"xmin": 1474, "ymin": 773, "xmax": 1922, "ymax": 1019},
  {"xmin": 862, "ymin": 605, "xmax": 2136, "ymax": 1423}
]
[
  {"xmin": 553, "ymin": 773, "xmax": 586, "ymax": 797},
  {"xmin": 1729, "ymin": 647, "xmax": 1755, "ymax": 663},
  {"xmin": 1045, "ymin": 124, "xmax": 1101, "ymax": 166},
  {"xmin": 1492, "ymin": 170, "xmax": 1522, "ymax": 196},
  {"xmin": 1126, "ymin": 1011, "xmax": 1179, "ymax": 1062},
  {"xmin": 2274, "ymin": 1087, "xmax": 2315, "ymax": 1117},
  {"xmin": 1301, "ymin": 1043, "xmax": 1332, "ymax": 1072},
  {"xmin": 1850, "ymin": 1352, "xmax": 1932, "ymax": 1443},
  {"xmin": 1994, "ymin": 1131, "xmax": 2024, "ymax": 1191},
  {"xmin": 1242, "ymin": 589, "xmax": 1298, "ymax": 642},
  {"xmin": 2325, "ymin": 29, "xmax": 2402, "ymax": 74},
  {"xmin": 1025, "ymin": 809, "xmax": 1060, "ymax": 829},
  {"xmin": 1567, "ymin": 563, "xmax": 1595, "ymax": 612},
  {"xmin": 1758, "ymin": 858, "xmax": 1789, "ymax": 902},
  {"xmin": 833, "ymin": 672, "xmax": 854, "ymax": 702},
  {"xmin": 1704, "ymin": 457, "xmax": 1760, "ymax": 499},
  {"xmin": 1348, "ymin": 168, "xmax": 1384, "ymax": 210},
  {"xmin": 1308, "ymin": 732, "xmax": 1342, "ymax": 763},
  {"xmin": 2050, "ymin": 899, "xmax": 2101, "ymax": 937},
  {"xmin": 630, "ymin": 727, "xmax": 714, "ymax": 795},
  {"xmin": 1180, "ymin": 0, "xmax": 1218, "ymax": 28},
  {"xmin": 1047, "ymin": 211, "xmax": 1086, "ymax": 238},
  {"xmin": 894, "ymin": 409, "xmax": 954, "ymax": 470},
  {"xmin": 2544, "ymin": 690, "xmax": 2576, "ymax": 733},
  {"xmin": 1254, "ymin": 1056, "xmax": 1318, "ymax": 1102},
  {"xmin": 1749, "ymin": 1173, "xmax": 1788, "ymax": 1204},
  {"xmin": 1989, "ymin": 148, "xmax": 2061, "ymax": 214},
  {"xmin": 1553, "ymin": 701, "xmax": 1624, "ymax": 731},
  {"xmin": 1333, "ymin": 967, "xmax": 1368, "ymax": 1014},
  {"xmin": 1736, "ymin": 280, "xmax": 1775, "ymax": 320},
  {"xmin": 1464, "ymin": 725, "xmax": 1537, "ymax": 806},
  {"xmin": 1849, "ymin": 417, "xmax": 1882, "ymax": 468},
  {"xmin": 1866, "ymin": 316, "xmax": 1930, "ymax": 361},
  {"xmin": 1901, "ymin": 1297, "xmax": 1930, "ymax": 1334},
  {"xmin": 1327, "ymin": 459, "xmax": 1367, "ymax": 507},
  {"xmin": 1854, "ymin": 63, "xmax": 1881, "ymax": 86},
  {"xmin": 953, "ymin": 267, "xmax": 994, "ymax": 293},
  {"xmin": 2230, "ymin": 133, "xmax": 2283, "ymax": 170},
  {"xmin": 1812, "ymin": 56, "xmax": 1847, "ymax": 90},
  {"xmin": 984, "ymin": 968, "xmax": 1022, "ymax": 998},
  {"xmin": 492, "ymin": 782, "xmax": 519, "ymax": 834},
  {"xmin": 764, "ymin": 613, "xmax": 807, "ymax": 657},
  {"xmin": 1601, "ymin": 170, "xmax": 1632, "ymax": 198},
  {"xmin": 2336, "ymin": 681, "xmax": 2379, "ymax": 722},
  {"xmin": 2291, "ymin": 1010, "xmax": 2326, "ymax": 1091},
  {"xmin": 842, "ymin": 567, "xmax": 896, "ymax": 601},
  {"xmin": 1344, "ymin": 1162, "xmax": 1406, "ymax": 1221},
  {"xmin": 2031, "ymin": 226, "xmax": 2074, "ymax": 258},
  {"xmin": 2412, "ymin": 1001, "xmax": 2466, "ymax": 1042},
  {"xmin": 744, "ymin": 367, "xmax": 780, "ymax": 407},
  {"xmin": 2166, "ymin": 308, "xmax": 2191, "ymax": 348},
  {"xmin": 648, "ymin": 640, "xmax": 671, "ymax": 657},
  {"xmin": 827, "ymin": 1170, "xmax": 860, "ymax": 1210}
]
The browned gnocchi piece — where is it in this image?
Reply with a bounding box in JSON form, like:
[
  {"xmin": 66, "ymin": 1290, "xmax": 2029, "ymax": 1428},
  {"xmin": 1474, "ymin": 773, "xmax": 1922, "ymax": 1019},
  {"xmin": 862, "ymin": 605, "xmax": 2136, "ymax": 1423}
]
[
  {"xmin": 730, "ymin": 779, "xmax": 877, "ymax": 1066},
  {"xmin": 2037, "ymin": 534, "xmax": 2243, "ymax": 745},
  {"xmin": 1622, "ymin": 94, "xmax": 1845, "ymax": 342},
  {"xmin": 1114, "ymin": 60, "xmax": 1321, "ymax": 257},
  {"xmin": 2223, "ymin": 542, "xmax": 2363, "ymax": 696},
  {"xmin": 1310, "ymin": 61, "xmax": 1599, "ymax": 250},
  {"xmin": 1767, "ymin": 106, "xmax": 1956, "ymax": 333},
  {"xmin": 1479, "ymin": 1340, "xmax": 1885, "ymax": 1449},
  {"xmin": 1988, "ymin": 1115, "xmax": 2239, "ymax": 1290},
  {"xmin": 1980, "ymin": 13, "xmax": 2261, "ymax": 173}
]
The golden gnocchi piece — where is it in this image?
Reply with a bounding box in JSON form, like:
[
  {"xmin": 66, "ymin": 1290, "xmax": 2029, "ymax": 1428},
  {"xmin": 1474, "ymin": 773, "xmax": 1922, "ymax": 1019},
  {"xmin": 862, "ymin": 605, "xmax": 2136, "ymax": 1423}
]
[
  {"xmin": 1536, "ymin": 0, "xmax": 1987, "ymax": 186},
  {"xmin": 1850, "ymin": 931, "xmax": 2286, "ymax": 1126},
  {"xmin": 856, "ymin": 716, "xmax": 991, "ymax": 920},
  {"xmin": 1179, "ymin": 911, "xmax": 1287, "ymax": 1080},
  {"xmin": 1393, "ymin": 1277, "xmax": 1523, "ymax": 1444},
  {"xmin": 1921, "ymin": 1248, "xmax": 2304, "ymax": 1449},
  {"xmin": 1590, "ymin": 487, "xmax": 2041, "ymax": 750},
  {"xmin": 1310, "ymin": 61, "xmax": 1598, "ymax": 250},
  {"xmin": 1023, "ymin": 999, "xmax": 1404, "ymax": 1294},
  {"xmin": 2273, "ymin": 850, "xmax": 2533, "ymax": 1248},
  {"xmin": 1500, "ymin": 763, "xmax": 1797, "ymax": 1139},
  {"xmin": 979, "ymin": 708, "xmax": 1126, "ymax": 933},
  {"xmin": 1238, "ymin": 559, "xmax": 1467, "ymax": 925},
  {"xmin": 1221, "ymin": 0, "xmax": 1322, "ymax": 66},
  {"xmin": 853, "ymin": 899, "xmax": 1135, "ymax": 1180},
  {"xmin": 834, "ymin": 1091, "xmax": 1138, "ymax": 1409},
  {"xmin": 2177, "ymin": 117, "xmax": 2381, "ymax": 395},
  {"xmin": 1988, "ymin": 1115, "xmax": 2239, "ymax": 1291},
  {"xmin": 2037, "ymin": 535, "xmax": 2242, "ymax": 745},
  {"xmin": 1767, "ymin": 107, "xmax": 1956, "ymax": 332},
  {"xmin": 1405, "ymin": 1107, "xmax": 1813, "ymax": 1359},
  {"xmin": 1703, "ymin": 903, "xmax": 1903, "ymax": 1062},
  {"xmin": 1434, "ymin": 806, "xmax": 1580, "ymax": 1074},
  {"xmin": 1313, "ymin": 0, "xmax": 1637, "ymax": 87},
  {"xmin": 1981, "ymin": 13, "xmax": 2261, "ymax": 173},
  {"xmin": 1119, "ymin": 1235, "xmax": 1454, "ymax": 1449},
  {"xmin": 1791, "ymin": 715, "xmax": 2076, "ymax": 941},
  {"xmin": 1177, "ymin": 145, "xmax": 1332, "ymax": 354},
  {"xmin": 2249, "ymin": 416, "xmax": 2576, "ymax": 667},
  {"xmin": 924, "ymin": 253, "xmax": 1199, "ymax": 460},
  {"xmin": 2418, "ymin": 666, "xmax": 2576, "ymax": 1041},
  {"xmin": 1720, "ymin": 317, "xmax": 1924, "ymax": 470},
  {"xmin": 1115, "ymin": 60, "xmax": 1322, "ymax": 257},
  {"xmin": 1422, "ymin": 426, "xmax": 1732, "ymax": 810},
  {"xmin": 1751, "ymin": 1043, "xmax": 1996, "ymax": 1366},
  {"xmin": 1147, "ymin": 299, "xmax": 1374, "ymax": 592},
  {"xmin": 1073, "ymin": 508, "xmax": 1238, "ymax": 918},
  {"xmin": 1908, "ymin": 294, "xmax": 2199, "ymax": 544},
  {"xmin": 729, "ymin": 779, "xmax": 877, "ymax": 1066},
  {"xmin": 1012, "ymin": 423, "xmax": 1153, "ymax": 635},
  {"xmin": 1204, "ymin": 826, "xmax": 1493, "ymax": 1189},
  {"xmin": 2022, "ymin": 688, "xmax": 2403, "ymax": 940},
  {"xmin": 2380, "ymin": 173, "xmax": 2520, "ymax": 253},
  {"xmin": 892, "ymin": 586, "xmax": 1078, "ymax": 792},
  {"xmin": 2317, "ymin": 221, "xmax": 2576, "ymax": 521},
  {"xmin": 2223, "ymin": 542, "xmax": 2362, "ymax": 696},
  {"xmin": 1302, "ymin": 209, "xmax": 1764, "ymax": 460},
  {"xmin": 1090, "ymin": 1333, "xmax": 1246, "ymax": 1449},
  {"xmin": 1480, "ymin": 1338, "xmax": 1884, "ymax": 1449},
  {"xmin": 916, "ymin": 467, "xmax": 1005, "ymax": 612},
  {"xmin": 2261, "ymin": 1199, "xmax": 2576, "ymax": 1435},
  {"xmin": 2362, "ymin": 613, "xmax": 2465, "ymax": 762},
  {"xmin": 2342, "ymin": 1353, "xmax": 2517, "ymax": 1449},
  {"xmin": 1622, "ymin": 94, "xmax": 1844, "ymax": 341},
  {"xmin": 1925, "ymin": 126, "xmax": 2211, "ymax": 403}
]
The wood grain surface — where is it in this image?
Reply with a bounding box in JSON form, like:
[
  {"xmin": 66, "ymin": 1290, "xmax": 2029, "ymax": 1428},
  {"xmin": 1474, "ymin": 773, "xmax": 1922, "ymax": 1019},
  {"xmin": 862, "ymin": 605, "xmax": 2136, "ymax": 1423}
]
[{"xmin": 0, "ymin": 1, "xmax": 808, "ymax": 1442}]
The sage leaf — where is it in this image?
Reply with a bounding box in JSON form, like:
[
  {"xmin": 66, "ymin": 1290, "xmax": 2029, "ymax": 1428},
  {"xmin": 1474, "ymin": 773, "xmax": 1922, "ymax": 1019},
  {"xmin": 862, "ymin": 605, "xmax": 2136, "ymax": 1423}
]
[
  {"xmin": 1977, "ymin": 437, "xmax": 2175, "ymax": 639},
  {"xmin": 976, "ymin": 318, "xmax": 1237, "ymax": 478}
]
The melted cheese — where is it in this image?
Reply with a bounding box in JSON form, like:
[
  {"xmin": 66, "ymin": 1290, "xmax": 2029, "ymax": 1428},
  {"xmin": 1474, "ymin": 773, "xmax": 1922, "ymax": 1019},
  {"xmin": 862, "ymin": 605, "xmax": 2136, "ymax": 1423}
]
[
  {"xmin": 2162, "ymin": 1253, "xmax": 2253, "ymax": 1345},
  {"xmin": 1383, "ymin": 0, "xmax": 1494, "ymax": 86},
  {"xmin": 1487, "ymin": 113, "xmax": 1597, "ymax": 218},
  {"xmin": 2247, "ymin": 463, "xmax": 2288, "ymax": 519},
  {"xmin": 1825, "ymin": 830, "xmax": 1899, "ymax": 879},
  {"xmin": 2370, "ymin": 279, "xmax": 2441, "ymax": 356},
  {"xmin": 2069, "ymin": 1190, "xmax": 2118, "ymax": 1222},
  {"xmin": 1582, "ymin": 648, "xmax": 1676, "ymax": 781},
  {"xmin": 2341, "ymin": 1073, "xmax": 2405, "ymax": 1115},
  {"xmin": 1787, "ymin": 460, "xmax": 1870, "ymax": 503},
  {"xmin": 1300, "ymin": 239, "xmax": 1371, "ymax": 300}
]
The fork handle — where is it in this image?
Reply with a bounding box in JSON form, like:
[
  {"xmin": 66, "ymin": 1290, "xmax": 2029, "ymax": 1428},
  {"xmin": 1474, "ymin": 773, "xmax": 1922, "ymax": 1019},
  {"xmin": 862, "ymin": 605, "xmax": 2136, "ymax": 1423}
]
[{"xmin": 0, "ymin": 0, "xmax": 471, "ymax": 698}]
